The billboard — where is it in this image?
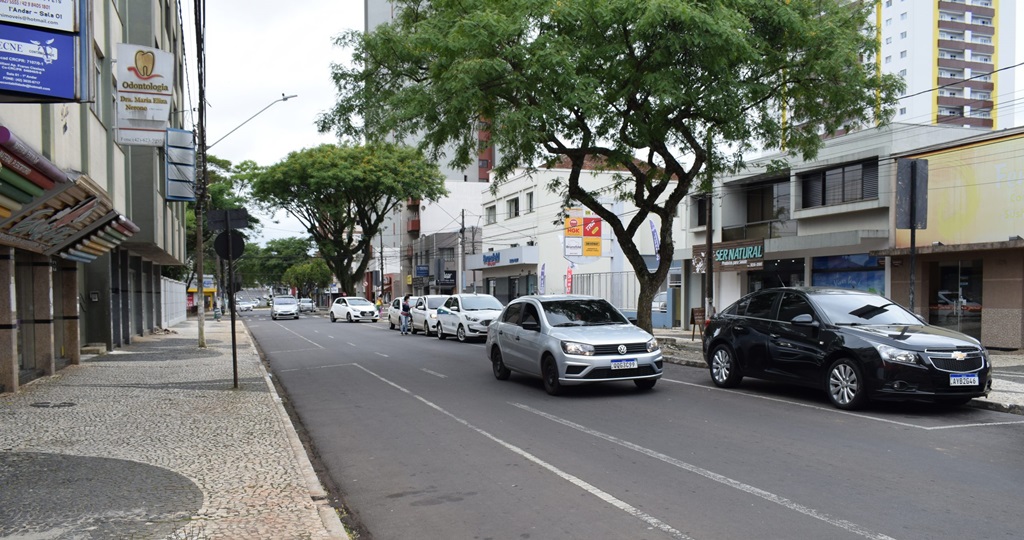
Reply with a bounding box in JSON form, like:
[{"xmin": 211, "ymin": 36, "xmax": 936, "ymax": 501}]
[
  {"xmin": 115, "ymin": 43, "xmax": 174, "ymax": 146},
  {"xmin": 0, "ymin": 24, "xmax": 76, "ymax": 100}
]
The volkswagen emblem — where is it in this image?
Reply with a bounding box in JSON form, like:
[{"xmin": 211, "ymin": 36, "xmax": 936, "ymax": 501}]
[
  {"xmin": 617, "ymin": 344, "xmax": 627, "ymax": 355},
  {"xmin": 952, "ymin": 351, "xmax": 967, "ymax": 361}
]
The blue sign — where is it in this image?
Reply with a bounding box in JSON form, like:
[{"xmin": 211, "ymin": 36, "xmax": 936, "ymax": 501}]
[
  {"xmin": 415, "ymin": 265, "xmax": 429, "ymax": 277},
  {"xmin": 0, "ymin": 24, "xmax": 76, "ymax": 100},
  {"xmin": 483, "ymin": 252, "xmax": 500, "ymax": 266}
]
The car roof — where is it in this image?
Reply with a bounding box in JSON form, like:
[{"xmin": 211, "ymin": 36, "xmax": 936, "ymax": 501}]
[{"xmin": 752, "ymin": 287, "xmax": 877, "ymax": 297}]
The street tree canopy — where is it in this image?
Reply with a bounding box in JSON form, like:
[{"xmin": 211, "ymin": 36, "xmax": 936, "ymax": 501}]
[
  {"xmin": 283, "ymin": 258, "xmax": 333, "ymax": 299},
  {"xmin": 318, "ymin": 0, "xmax": 904, "ymax": 331},
  {"xmin": 244, "ymin": 143, "xmax": 447, "ymax": 293}
]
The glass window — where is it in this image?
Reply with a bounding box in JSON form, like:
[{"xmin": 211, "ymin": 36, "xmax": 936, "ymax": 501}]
[
  {"xmin": 522, "ymin": 304, "xmax": 540, "ymax": 326},
  {"xmin": 526, "ymin": 192, "xmax": 534, "ymax": 213},
  {"xmin": 485, "ymin": 205, "xmax": 497, "ymax": 224},
  {"xmin": 801, "ymin": 161, "xmax": 878, "ymax": 208},
  {"xmin": 744, "ymin": 291, "xmax": 779, "ymax": 319},
  {"xmin": 502, "ymin": 303, "xmax": 523, "ymax": 323},
  {"xmin": 778, "ymin": 292, "xmax": 815, "ymax": 323},
  {"xmin": 541, "ymin": 298, "xmax": 629, "ymax": 326},
  {"xmin": 506, "ymin": 198, "xmax": 520, "ymax": 219}
]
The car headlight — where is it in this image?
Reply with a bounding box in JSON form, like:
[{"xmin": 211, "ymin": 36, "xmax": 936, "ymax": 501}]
[
  {"xmin": 466, "ymin": 315, "xmax": 480, "ymax": 322},
  {"xmin": 646, "ymin": 338, "xmax": 659, "ymax": 353},
  {"xmin": 430, "ymin": 313, "xmax": 437, "ymax": 319},
  {"xmin": 874, "ymin": 343, "xmax": 920, "ymax": 365},
  {"xmin": 561, "ymin": 341, "xmax": 595, "ymax": 356}
]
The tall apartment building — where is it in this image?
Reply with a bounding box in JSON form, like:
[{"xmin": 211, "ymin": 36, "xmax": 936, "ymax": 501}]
[
  {"xmin": 1, "ymin": 2, "xmax": 190, "ymax": 393},
  {"xmin": 880, "ymin": 0, "xmax": 1019, "ymax": 129}
]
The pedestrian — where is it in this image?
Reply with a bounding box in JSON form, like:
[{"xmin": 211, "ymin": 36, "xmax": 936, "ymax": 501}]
[{"xmin": 400, "ymin": 294, "xmax": 412, "ymax": 335}]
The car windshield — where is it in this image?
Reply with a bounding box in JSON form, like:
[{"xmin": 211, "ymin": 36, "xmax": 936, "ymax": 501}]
[
  {"xmin": 461, "ymin": 296, "xmax": 503, "ymax": 310},
  {"xmin": 348, "ymin": 298, "xmax": 373, "ymax": 306},
  {"xmin": 809, "ymin": 293, "xmax": 922, "ymax": 325},
  {"xmin": 299, "ymin": 299, "xmax": 312, "ymax": 304},
  {"xmin": 426, "ymin": 297, "xmax": 446, "ymax": 309},
  {"xmin": 275, "ymin": 297, "xmax": 296, "ymax": 305},
  {"xmin": 542, "ymin": 299, "xmax": 629, "ymax": 326}
]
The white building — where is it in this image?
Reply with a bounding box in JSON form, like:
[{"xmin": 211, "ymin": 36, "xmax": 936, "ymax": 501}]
[{"xmin": 880, "ymin": 0, "xmax": 1019, "ymax": 129}]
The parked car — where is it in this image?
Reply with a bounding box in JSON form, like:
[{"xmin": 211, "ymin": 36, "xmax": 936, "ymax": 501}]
[
  {"xmin": 386, "ymin": 296, "xmax": 420, "ymax": 330},
  {"xmin": 298, "ymin": 298, "xmax": 317, "ymax": 312},
  {"xmin": 485, "ymin": 295, "xmax": 662, "ymax": 395},
  {"xmin": 411, "ymin": 295, "xmax": 448, "ymax": 336},
  {"xmin": 702, "ymin": 287, "xmax": 992, "ymax": 410},
  {"xmin": 436, "ymin": 294, "xmax": 505, "ymax": 342},
  {"xmin": 652, "ymin": 291, "xmax": 667, "ymax": 313},
  {"xmin": 235, "ymin": 300, "xmax": 255, "ymax": 312},
  {"xmin": 271, "ymin": 295, "xmax": 299, "ymax": 320},
  {"xmin": 330, "ymin": 296, "xmax": 379, "ymax": 323}
]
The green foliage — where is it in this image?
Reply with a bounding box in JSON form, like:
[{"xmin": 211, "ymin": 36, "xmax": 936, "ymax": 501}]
[
  {"xmin": 319, "ymin": 0, "xmax": 903, "ymax": 331},
  {"xmin": 245, "ymin": 143, "xmax": 447, "ymax": 292},
  {"xmin": 282, "ymin": 258, "xmax": 333, "ymax": 298},
  {"xmin": 237, "ymin": 237, "xmax": 315, "ymax": 287}
]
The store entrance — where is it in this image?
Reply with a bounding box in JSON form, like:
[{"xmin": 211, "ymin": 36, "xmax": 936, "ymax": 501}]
[
  {"xmin": 747, "ymin": 258, "xmax": 806, "ymax": 294},
  {"xmin": 928, "ymin": 260, "xmax": 982, "ymax": 340}
]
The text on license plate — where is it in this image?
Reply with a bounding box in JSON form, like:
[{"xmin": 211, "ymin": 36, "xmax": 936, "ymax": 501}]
[
  {"xmin": 950, "ymin": 373, "xmax": 979, "ymax": 386},
  {"xmin": 611, "ymin": 359, "xmax": 638, "ymax": 370}
]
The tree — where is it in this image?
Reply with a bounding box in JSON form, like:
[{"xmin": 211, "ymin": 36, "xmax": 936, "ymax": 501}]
[
  {"xmin": 238, "ymin": 237, "xmax": 316, "ymax": 288},
  {"xmin": 318, "ymin": 0, "xmax": 904, "ymax": 331},
  {"xmin": 244, "ymin": 143, "xmax": 447, "ymax": 293},
  {"xmin": 282, "ymin": 258, "xmax": 333, "ymax": 298}
]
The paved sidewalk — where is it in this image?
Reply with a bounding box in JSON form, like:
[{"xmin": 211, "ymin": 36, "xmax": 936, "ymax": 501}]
[
  {"xmin": 0, "ymin": 317, "xmax": 348, "ymax": 540},
  {"xmin": 653, "ymin": 329, "xmax": 1024, "ymax": 415}
]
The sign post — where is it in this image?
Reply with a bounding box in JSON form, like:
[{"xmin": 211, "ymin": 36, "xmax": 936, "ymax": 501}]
[{"xmin": 210, "ymin": 208, "xmax": 248, "ymax": 389}]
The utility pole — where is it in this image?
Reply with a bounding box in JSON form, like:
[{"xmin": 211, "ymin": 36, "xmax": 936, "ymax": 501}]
[
  {"xmin": 379, "ymin": 232, "xmax": 385, "ymax": 301},
  {"xmin": 704, "ymin": 132, "xmax": 715, "ymax": 318},
  {"xmin": 459, "ymin": 209, "xmax": 465, "ymax": 293},
  {"xmin": 194, "ymin": 0, "xmax": 207, "ymax": 347}
]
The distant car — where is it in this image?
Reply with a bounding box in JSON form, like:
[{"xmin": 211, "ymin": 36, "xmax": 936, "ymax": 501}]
[
  {"xmin": 702, "ymin": 287, "xmax": 992, "ymax": 410},
  {"xmin": 235, "ymin": 300, "xmax": 255, "ymax": 312},
  {"xmin": 651, "ymin": 291, "xmax": 667, "ymax": 313},
  {"xmin": 298, "ymin": 298, "xmax": 317, "ymax": 312},
  {"xmin": 485, "ymin": 295, "xmax": 663, "ymax": 395},
  {"xmin": 271, "ymin": 295, "xmax": 299, "ymax": 320},
  {"xmin": 411, "ymin": 295, "xmax": 448, "ymax": 336},
  {"xmin": 330, "ymin": 296, "xmax": 379, "ymax": 323},
  {"xmin": 386, "ymin": 297, "xmax": 421, "ymax": 330},
  {"xmin": 436, "ymin": 293, "xmax": 504, "ymax": 342}
]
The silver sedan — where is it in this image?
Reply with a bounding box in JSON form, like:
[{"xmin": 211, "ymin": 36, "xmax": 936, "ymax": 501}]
[{"xmin": 485, "ymin": 295, "xmax": 662, "ymax": 395}]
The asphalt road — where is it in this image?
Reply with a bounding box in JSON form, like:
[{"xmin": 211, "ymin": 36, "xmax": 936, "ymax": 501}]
[{"xmin": 245, "ymin": 311, "xmax": 1024, "ymax": 540}]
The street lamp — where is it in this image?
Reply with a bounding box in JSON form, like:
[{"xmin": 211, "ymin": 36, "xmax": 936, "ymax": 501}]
[{"xmin": 195, "ymin": 93, "xmax": 297, "ymax": 347}]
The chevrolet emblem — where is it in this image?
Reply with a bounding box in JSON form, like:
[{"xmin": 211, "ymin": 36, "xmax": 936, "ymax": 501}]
[{"xmin": 952, "ymin": 351, "xmax": 967, "ymax": 361}]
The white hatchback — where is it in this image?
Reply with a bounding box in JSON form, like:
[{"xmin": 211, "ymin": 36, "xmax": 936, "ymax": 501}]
[
  {"xmin": 329, "ymin": 296, "xmax": 379, "ymax": 323},
  {"xmin": 410, "ymin": 295, "xmax": 449, "ymax": 336},
  {"xmin": 436, "ymin": 294, "xmax": 504, "ymax": 342}
]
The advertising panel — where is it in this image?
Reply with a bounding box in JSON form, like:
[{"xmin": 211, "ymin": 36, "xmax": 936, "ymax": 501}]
[
  {"xmin": 0, "ymin": 1, "xmax": 76, "ymax": 32},
  {"xmin": 563, "ymin": 207, "xmax": 602, "ymax": 263},
  {"xmin": 0, "ymin": 24, "xmax": 75, "ymax": 100},
  {"xmin": 115, "ymin": 43, "xmax": 174, "ymax": 146}
]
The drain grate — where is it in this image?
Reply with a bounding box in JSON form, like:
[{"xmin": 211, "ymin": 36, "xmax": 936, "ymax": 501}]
[{"xmin": 30, "ymin": 402, "xmax": 77, "ymax": 408}]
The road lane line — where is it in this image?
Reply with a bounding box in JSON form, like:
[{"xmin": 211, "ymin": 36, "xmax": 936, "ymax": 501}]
[
  {"xmin": 421, "ymin": 368, "xmax": 447, "ymax": 378},
  {"xmin": 513, "ymin": 403, "xmax": 897, "ymax": 540},
  {"xmin": 662, "ymin": 378, "xmax": 1024, "ymax": 430},
  {"xmin": 278, "ymin": 363, "xmax": 355, "ymax": 373},
  {"xmin": 353, "ymin": 364, "xmax": 691, "ymax": 540},
  {"xmin": 375, "ymin": 352, "xmax": 389, "ymax": 358},
  {"xmin": 274, "ymin": 322, "xmax": 326, "ymax": 349}
]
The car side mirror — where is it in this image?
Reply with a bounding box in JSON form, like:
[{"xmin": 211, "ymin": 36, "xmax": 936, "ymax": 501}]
[
  {"xmin": 522, "ymin": 321, "xmax": 540, "ymax": 332},
  {"xmin": 791, "ymin": 314, "xmax": 819, "ymax": 327}
]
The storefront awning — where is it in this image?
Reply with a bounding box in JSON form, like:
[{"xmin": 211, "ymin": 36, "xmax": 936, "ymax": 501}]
[{"xmin": 0, "ymin": 125, "xmax": 137, "ymax": 262}]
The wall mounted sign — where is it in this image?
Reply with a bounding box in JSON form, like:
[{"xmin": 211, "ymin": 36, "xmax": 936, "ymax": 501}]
[{"xmin": 0, "ymin": 24, "xmax": 76, "ymax": 100}]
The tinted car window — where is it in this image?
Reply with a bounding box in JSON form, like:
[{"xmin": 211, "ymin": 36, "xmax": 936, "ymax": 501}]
[
  {"xmin": 744, "ymin": 291, "xmax": 779, "ymax": 319},
  {"xmin": 522, "ymin": 304, "xmax": 540, "ymax": 326},
  {"xmin": 809, "ymin": 293, "xmax": 922, "ymax": 325},
  {"xmin": 426, "ymin": 297, "xmax": 446, "ymax": 309},
  {"xmin": 778, "ymin": 292, "xmax": 814, "ymax": 322},
  {"xmin": 462, "ymin": 295, "xmax": 504, "ymax": 310},
  {"xmin": 542, "ymin": 299, "xmax": 629, "ymax": 326},
  {"xmin": 502, "ymin": 303, "xmax": 523, "ymax": 323}
]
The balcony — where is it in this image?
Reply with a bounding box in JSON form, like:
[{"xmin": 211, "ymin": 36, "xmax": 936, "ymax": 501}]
[
  {"xmin": 408, "ymin": 198, "xmax": 420, "ymax": 207},
  {"xmin": 722, "ymin": 219, "xmax": 797, "ymax": 242},
  {"xmin": 407, "ymin": 219, "xmax": 420, "ymax": 233}
]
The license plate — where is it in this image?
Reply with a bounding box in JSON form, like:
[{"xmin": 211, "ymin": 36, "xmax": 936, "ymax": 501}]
[
  {"xmin": 611, "ymin": 359, "xmax": 638, "ymax": 370},
  {"xmin": 950, "ymin": 373, "xmax": 979, "ymax": 386}
]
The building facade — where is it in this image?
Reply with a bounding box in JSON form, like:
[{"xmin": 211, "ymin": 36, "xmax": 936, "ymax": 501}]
[
  {"xmin": 0, "ymin": 1, "xmax": 189, "ymax": 393},
  {"xmin": 880, "ymin": 0, "xmax": 1019, "ymax": 130},
  {"xmin": 690, "ymin": 123, "xmax": 1024, "ymax": 349}
]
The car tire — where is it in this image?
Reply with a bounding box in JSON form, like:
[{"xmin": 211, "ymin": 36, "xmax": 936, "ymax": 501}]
[
  {"xmin": 423, "ymin": 322, "xmax": 431, "ymax": 336},
  {"xmin": 634, "ymin": 379, "xmax": 657, "ymax": 391},
  {"xmin": 346, "ymin": 313, "xmax": 353, "ymax": 323},
  {"xmin": 542, "ymin": 355, "xmax": 562, "ymax": 396},
  {"xmin": 437, "ymin": 325, "xmax": 446, "ymax": 340},
  {"xmin": 330, "ymin": 312, "xmax": 336, "ymax": 323},
  {"xmin": 272, "ymin": 314, "xmax": 277, "ymax": 320},
  {"xmin": 411, "ymin": 324, "xmax": 418, "ymax": 334},
  {"xmin": 827, "ymin": 358, "xmax": 868, "ymax": 410},
  {"xmin": 389, "ymin": 319, "xmax": 396, "ymax": 330},
  {"xmin": 491, "ymin": 348, "xmax": 511, "ymax": 380},
  {"xmin": 709, "ymin": 344, "xmax": 743, "ymax": 388},
  {"xmin": 456, "ymin": 325, "xmax": 468, "ymax": 343}
]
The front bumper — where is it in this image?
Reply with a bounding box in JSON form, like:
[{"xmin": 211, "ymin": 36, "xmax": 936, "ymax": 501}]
[
  {"xmin": 870, "ymin": 359, "xmax": 992, "ymax": 401},
  {"xmin": 559, "ymin": 352, "xmax": 664, "ymax": 385}
]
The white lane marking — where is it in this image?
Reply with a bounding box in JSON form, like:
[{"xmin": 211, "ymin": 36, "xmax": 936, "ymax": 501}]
[
  {"xmin": 421, "ymin": 368, "xmax": 447, "ymax": 378},
  {"xmin": 277, "ymin": 363, "xmax": 354, "ymax": 373},
  {"xmin": 347, "ymin": 342, "xmax": 357, "ymax": 347},
  {"xmin": 513, "ymin": 403, "xmax": 896, "ymax": 540},
  {"xmin": 376, "ymin": 352, "xmax": 389, "ymax": 358},
  {"xmin": 274, "ymin": 322, "xmax": 326, "ymax": 349},
  {"xmin": 353, "ymin": 364, "xmax": 691, "ymax": 540},
  {"xmin": 263, "ymin": 347, "xmax": 327, "ymax": 355},
  {"xmin": 662, "ymin": 378, "xmax": 1024, "ymax": 430}
]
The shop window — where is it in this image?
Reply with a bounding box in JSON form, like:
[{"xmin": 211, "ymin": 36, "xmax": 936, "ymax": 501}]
[{"xmin": 800, "ymin": 161, "xmax": 878, "ymax": 209}]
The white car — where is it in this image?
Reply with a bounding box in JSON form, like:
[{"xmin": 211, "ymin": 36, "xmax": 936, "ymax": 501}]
[
  {"xmin": 330, "ymin": 296, "xmax": 379, "ymax": 323},
  {"xmin": 386, "ymin": 296, "xmax": 420, "ymax": 331},
  {"xmin": 271, "ymin": 295, "xmax": 299, "ymax": 320},
  {"xmin": 410, "ymin": 295, "xmax": 448, "ymax": 336},
  {"xmin": 436, "ymin": 294, "xmax": 504, "ymax": 342}
]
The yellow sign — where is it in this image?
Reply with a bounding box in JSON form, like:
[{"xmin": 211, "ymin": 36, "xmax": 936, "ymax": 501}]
[
  {"xmin": 583, "ymin": 237, "xmax": 602, "ymax": 257},
  {"xmin": 564, "ymin": 217, "xmax": 584, "ymax": 237}
]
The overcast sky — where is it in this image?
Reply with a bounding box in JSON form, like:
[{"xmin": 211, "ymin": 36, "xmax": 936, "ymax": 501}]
[{"xmin": 182, "ymin": 1, "xmax": 364, "ymax": 246}]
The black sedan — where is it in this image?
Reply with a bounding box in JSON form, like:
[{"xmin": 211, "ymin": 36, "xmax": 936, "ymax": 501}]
[{"xmin": 702, "ymin": 287, "xmax": 991, "ymax": 410}]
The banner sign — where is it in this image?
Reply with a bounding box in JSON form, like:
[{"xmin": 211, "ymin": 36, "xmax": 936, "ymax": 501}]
[
  {"xmin": 165, "ymin": 128, "xmax": 195, "ymax": 201},
  {"xmin": 0, "ymin": 1, "xmax": 76, "ymax": 32},
  {"xmin": 691, "ymin": 239, "xmax": 765, "ymax": 272},
  {"xmin": 115, "ymin": 43, "xmax": 174, "ymax": 146},
  {"xmin": 0, "ymin": 24, "xmax": 76, "ymax": 100}
]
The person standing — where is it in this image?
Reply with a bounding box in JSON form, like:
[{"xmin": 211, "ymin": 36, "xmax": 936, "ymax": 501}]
[{"xmin": 400, "ymin": 294, "xmax": 412, "ymax": 335}]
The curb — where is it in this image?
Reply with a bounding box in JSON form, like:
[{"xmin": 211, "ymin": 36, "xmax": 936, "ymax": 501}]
[{"xmin": 658, "ymin": 349, "xmax": 1023, "ymax": 416}]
